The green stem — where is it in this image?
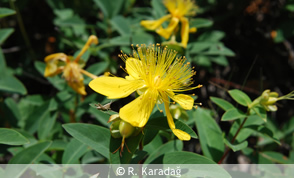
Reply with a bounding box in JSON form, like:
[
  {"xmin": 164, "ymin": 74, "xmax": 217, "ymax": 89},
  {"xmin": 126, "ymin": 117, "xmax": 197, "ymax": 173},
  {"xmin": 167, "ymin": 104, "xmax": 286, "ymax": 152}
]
[
  {"xmin": 218, "ymin": 111, "xmax": 249, "ymax": 164},
  {"xmin": 10, "ymin": 0, "xmax": 36, "ymax": 60}
]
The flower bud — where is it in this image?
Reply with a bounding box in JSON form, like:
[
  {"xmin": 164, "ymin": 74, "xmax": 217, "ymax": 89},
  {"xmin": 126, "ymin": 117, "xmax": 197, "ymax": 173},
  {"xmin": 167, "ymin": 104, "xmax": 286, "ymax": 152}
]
[
  {"xmin": 110, "ymin": 119, "xmax": 122, "ymax": 138},
  {"xmin": 119, "ymin": 120, "xmax": 135, "ymax": 138}
]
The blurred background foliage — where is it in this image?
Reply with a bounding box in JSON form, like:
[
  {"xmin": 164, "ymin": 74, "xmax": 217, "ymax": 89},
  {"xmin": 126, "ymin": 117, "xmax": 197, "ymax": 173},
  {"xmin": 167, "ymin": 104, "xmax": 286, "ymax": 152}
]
[{"xmin": 1, "ymin": 0, "xmax": 294, "ymax": 170}]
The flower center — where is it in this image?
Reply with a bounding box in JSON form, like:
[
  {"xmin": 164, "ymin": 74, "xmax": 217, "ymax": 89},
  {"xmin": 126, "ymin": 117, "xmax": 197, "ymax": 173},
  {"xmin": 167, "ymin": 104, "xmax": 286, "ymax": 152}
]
[{"xmin": 153, "ymin": 75, "xmax": 162, "ymax": 88}]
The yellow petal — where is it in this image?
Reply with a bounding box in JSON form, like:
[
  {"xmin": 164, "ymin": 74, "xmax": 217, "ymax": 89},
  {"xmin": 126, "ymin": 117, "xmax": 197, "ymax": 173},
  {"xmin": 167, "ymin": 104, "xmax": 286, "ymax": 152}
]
[
  {"xmin": 173, "ymin": 94, "xmax": 194, "ymax": 110},
  {"xmin": 189, "ymin": 27, "xmax": 197, "ymax": 33},
  {"xmin": 89, "ymin": 76, "xmax": 144, "ymax": 99},
  {"xmin": 44, "ymin": 63, "xmax": 63, "ymax": 77},
  {"xmin": 156, "ymin": 17, "xmax": 179, "ymax": 39},
  {"xmin": 126, "ymin": 57, "xmax": 142, "ymax": 80},
  {"xmin": 44, "ymin": 53, "xmax": 67, "ymax": 62},
  {"xmin": 44, "ymin": 53, "xmax": 67, "ymax": 77},
  {"xmin": 67, "ymin": 79, "xmax": 87, "ymax": 95},
  {"xmin": 120, "ymin": 89, "xmax": 157, "ymax": 127},
  {"xmin": 172, "ymin": 129, "xmax": 191, "ymax": 141},
  {"xmin": 162, "ymin": 92, "xmax": 191, "ymax": 140},
  {"xmin": 180, "ymin": 17, "xmax": 189, "ymax": 48},
  {"xmin": 141, "ymin": 15, "xmax": 172, "ymax": 30},
  {"xmin": 75, "ymin": 35, "xmax": 99, "ymax": 62}
]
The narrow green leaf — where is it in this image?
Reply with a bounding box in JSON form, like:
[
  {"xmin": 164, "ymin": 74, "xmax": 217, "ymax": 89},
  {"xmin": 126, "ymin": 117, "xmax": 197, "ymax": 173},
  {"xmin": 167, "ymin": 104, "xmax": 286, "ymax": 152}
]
[
  {"xmin": 250, "ymin": 106, "xmax": 267, "ymax": 122},
  {"xmin": 188, "ymin": 42, "xmax": 211, "ymax": 53},
  {"xmin": 163, "ymin": 152, "xmax": 231, "ymax": 178},
  {"xmin": 0, "ymin": 75, "xmax": 27, "ymax": 95},
  {"xmin": 221, "ymin": 108, "xmax": 247, "ymax": 121},
  {"xmin": 131, "ymin": 32, "xmax": 154, "ymax": 45},
  {"xmin": 110, "ymin": 15, "xmax": 131, "ymax": 35},
  {"xmin": 190, "ymin": 18, "xmax": 213, "ymax": 28},
  {"xmin": 259, "ymin": 151, "xmax": 293, "ymax": 164},
  {"xmin": 37, "ymin": 112, "xmax": 57, "ymax": 140},
  {"xmin": 144, "ymin": 140, "xmax": 183, "ymax": 164},
  {"xmin": 194, "ymin": 108, "xmax": 225, "ymax": 162},
  {"xmin": 62, "ymin": 139, "xmax": 90, "ymax": 164},
  {"xmin": 228, "ymin": 89, "xmax": 252, "ymax": 107},
  {"xmin": 0, "ymin": 28, "xmax": 14, "ymax": 45},
  {"xmin": 198, "ymin": 30, "xmax": 225, "ymax": 42},
  {"xmin": 0, "ymin": 8, "xmax": 16, "ymax": 18},
  {"xmin": 0, "ymin": 49, "xmax": 7, "ymax": 76},
  {"xmin": 5, "ymin": 141, "xmax": 51, "ymax": 178},
  {"xmin": 210, "ymin": 96, "xmax": 235, "ymax": 111},
  {"xmin": 93, "ymin": 0, "xmax": 112, "ymax": 18},
  {"xmin": 9, "ymin": 141, "xmax": 51, "ymax": 164},
  {"xmin": 0, "ymin": 128, "xmax": 29, "ymax": 145},
  {"xmin": 223, "ymin": 139, "xmax": 248, "ymax": 152},
  {"xmin": 63, "ymin": 123, "xmax": 110, "ymax": 159}
]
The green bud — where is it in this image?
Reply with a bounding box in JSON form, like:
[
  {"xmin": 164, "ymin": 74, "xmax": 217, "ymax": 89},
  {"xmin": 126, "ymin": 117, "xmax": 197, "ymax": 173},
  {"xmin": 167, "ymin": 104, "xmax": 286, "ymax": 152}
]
[
  {"xmin": 119, "ymin": 120, "xmax": 135, "ymax": 138},
  {"xmin": 110, "ymin": 120, "xmax": 122, "ymax": 138}
]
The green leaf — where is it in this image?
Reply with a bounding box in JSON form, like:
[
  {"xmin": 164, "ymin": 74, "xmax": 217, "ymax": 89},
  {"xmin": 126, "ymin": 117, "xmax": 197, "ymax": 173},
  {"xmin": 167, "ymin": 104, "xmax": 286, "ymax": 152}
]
[
  {"xmin": 0, "ymin": 128, "xmax": 29, "ymax": 145},
  {"xmin": 198, "ymin": 30, "xmax": 225, "ymax": 42},
  {"xmin": 163, "ymin": 152, "xmax": 231, "ymax": 178},
  {"xmin": 188, "ymin": 42, "xmax": 211, "ymax": 53},
  {"xmin": 63, "ymin": 123, "xmax": 110, "ymax": 159},
  {"xmin": 221, "ymin": 108, "xmax": 247, "ymax": 121},
  {"xmin": 228, "ymin": 89, "xmax": 252, "ymax": 107},
  {"xmin": 210, "ymin": 96, "xmax": 234, "ymax": 111},
  {"xmin": 132, "ymin": 32, "xmax": 154, "ymax": 45},
  {"xmin": 84, "ymin": 61, "xmax": 108, "ymax": 84},
  {"xmin": 9, "ymin": 142, "xmax": 51, "ymax": 163},
  {"xmin": 210, "ymin": 55, "xmax": 229, "ymax": 66},
  {"xmin": 228, "ymin": 120, "xmax": 255, "ymax": 143},
  {"xmin": 110, "ymin": 15, "xmax": 131, "ymax": 35},
  {"xmin": 5, "ymin": 141, "xmax": 51, "ymax": 177},
  {"xmin": 34, "ymin": 61, "xmax": 66, "ymax": 90},
  {"xmin": 0, "ymin": 8, "xmax": 16, "ymax": 18},
  {"xmin": 0, "ymin": 75, "xmax": 27, "ymax": 95},
  {"xmin": 194, "ymin": 108, "xmax": 225, "ymax": 162},
  {"xmin": 144, "ymin": 140, "xmax": 183, "ymax": 164},
  {"xmin": 151, "ymin": 0, "xmax": 166, "ymax": 19},
  {"xmin": 190, "ymin": 18, "xmax": 213, "ymax": 28},
  {"xmin": 3, "ymin": 97, "xmax": 21, "ymax": 127},
  {"xmin": 93, "ymin": 0, "xmax": 111, "ymax": 18},
  {"xmin": 224, "ymin": 139, "xmax": 248, "ymax": 152},
  {"xmin": 250, "ymin": 106, "xmax": 267, "ymax": 122},
  {"xmin": 145, "ymin": 117, "xmax": 198, "ymax": 139},
  {"xmin": 108, "ymin": 35, "xmax": 131, "ymax": 46},
  {"xmin": 286, "ymin": 4, "xmax": 294, "ymax": 12},
  {"xmin": 259, "ymin": 151, "xmax": 293, "ymax": 164},
  {"xmin": 37, "ymin": 112, "xmax": 57, "ymax": 140},
  {"xmin": 62, "ymin": 139, "xmax": 90, "ymax": 164},
  {"xmin": 0, "ymin": 28, "xmax": 14, "ymax": 45},
  {"xmin": 0, "ymin": 49, "xmax": 7, "ymax": 76}
]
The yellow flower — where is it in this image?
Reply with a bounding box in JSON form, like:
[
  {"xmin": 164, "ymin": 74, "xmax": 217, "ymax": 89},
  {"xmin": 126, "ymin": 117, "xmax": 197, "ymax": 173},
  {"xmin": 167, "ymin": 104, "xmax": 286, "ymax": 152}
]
[
  {"xmin": 44, "ymin": 35, "xmax": 99, "ymax": 95},
  {"xmin": 89, "ymin": 44, "xmax": 202, "ymax": 140},
  {"xmin": 141, "ymin": 0, "xmax": 198, "ymax": 48}
]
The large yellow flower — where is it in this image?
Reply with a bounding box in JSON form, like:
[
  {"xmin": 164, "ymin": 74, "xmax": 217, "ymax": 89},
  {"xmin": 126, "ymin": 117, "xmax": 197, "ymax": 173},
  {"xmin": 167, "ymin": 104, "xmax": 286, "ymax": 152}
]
[
  {"xmin": 44, "ymin": 35, "xmax": 98, "ymax": 95},
  {"xmin": 141, "ymin": 0, "xmax": 197, "ymax": 48},
  {"xmin": 89, "ymin": 44, "xmax": 202, "ymax": 140}
]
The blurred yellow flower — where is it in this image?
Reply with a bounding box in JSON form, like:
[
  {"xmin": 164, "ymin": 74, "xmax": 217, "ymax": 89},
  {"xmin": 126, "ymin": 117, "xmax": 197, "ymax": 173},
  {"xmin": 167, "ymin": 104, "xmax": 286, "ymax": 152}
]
[
  {"xmin": 89, "ymin": 44, "xmax": 202, "ymax": 140},
  {"xmin": 44, "ymin": 35, "xmax": 99, "ymax": 95},
  {"xmin": 141, "ymin": 0, "xmax": 198, "ymax": 48}
]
